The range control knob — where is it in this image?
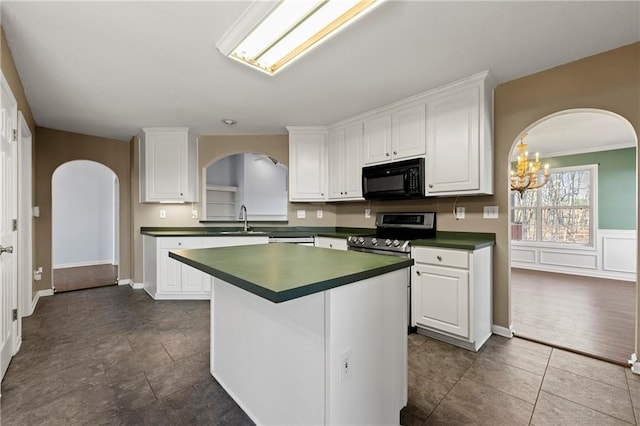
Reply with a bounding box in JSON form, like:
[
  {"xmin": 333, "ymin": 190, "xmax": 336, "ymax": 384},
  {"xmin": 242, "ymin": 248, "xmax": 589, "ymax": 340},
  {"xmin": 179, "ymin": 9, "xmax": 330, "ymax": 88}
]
[
  {"xmin": 371, "ymin": 238, "xmax": 378, "ymax": 246},
  {"xmin": 392, "ymin": 239, "xmax": 401, "ymax": 247},
  {"xmin": 358, "ymin": 237, "xmax": 365, "ymax": 244},
  {"xmin": 349, "ymin": 236, "xmax": 357, "ymax": 243},
  {"xmin": 385, "ymin": 239, "xmax": 392, "ymax": 246}
]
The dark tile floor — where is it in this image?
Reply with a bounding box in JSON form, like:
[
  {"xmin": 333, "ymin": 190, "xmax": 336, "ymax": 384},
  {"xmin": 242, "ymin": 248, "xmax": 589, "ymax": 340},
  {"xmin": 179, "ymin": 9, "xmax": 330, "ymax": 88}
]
[
  {"xmin": 0, "ymin": 285, "xmax": 252, "ymax": 425},
  {"xmin": 2, "ymin": 285, "xmax": 639, "ymax": 425}
]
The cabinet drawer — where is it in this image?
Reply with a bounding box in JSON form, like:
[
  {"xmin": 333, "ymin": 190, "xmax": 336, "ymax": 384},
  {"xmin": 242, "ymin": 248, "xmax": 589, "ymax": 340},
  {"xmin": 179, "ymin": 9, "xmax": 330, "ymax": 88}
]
[
  {"xmin": 412, "ymin": 247, "xmax": 469, "ymax": 269},
  {"xmin": 158, "ymin": 237, "xmax": 201, "ymax": 249}
]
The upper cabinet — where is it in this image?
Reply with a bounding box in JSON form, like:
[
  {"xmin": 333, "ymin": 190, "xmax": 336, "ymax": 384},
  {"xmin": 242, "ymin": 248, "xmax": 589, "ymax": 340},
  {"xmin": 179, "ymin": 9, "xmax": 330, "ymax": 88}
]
[
  {"xmin": 328, "ymin": 123, "xmax": 363, "ymax": 201},
  {"xmin": 287, "ymin": 71, "xmax": 494, "ymax": 201},
  {"xmin": 425, "ymin": 73, "xmax": 493, "ymax": 196},
  {"xmin": 288, "ymin": 127, "xmax": 327, "ymax": 202},
  {"xmin": 139, "ymin": 127, "xmax": 198, "ymax": 203},
  {"xmin": 363, "ymin": 104, "xmax": 426, "ymax": 165}
]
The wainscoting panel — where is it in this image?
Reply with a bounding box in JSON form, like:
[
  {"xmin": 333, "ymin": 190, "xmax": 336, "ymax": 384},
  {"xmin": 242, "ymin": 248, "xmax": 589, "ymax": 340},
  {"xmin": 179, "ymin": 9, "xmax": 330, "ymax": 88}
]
[
  {"xmin": 511, "ymin": 229, "xmax": 636, "ymax": 281},
  {"xmin": 602, "ymin": 230, "xmax": 637, "ymax": 274},
  {"xmin": 539, "ymin": 250, "xmax": 597, "ymax": 269}
]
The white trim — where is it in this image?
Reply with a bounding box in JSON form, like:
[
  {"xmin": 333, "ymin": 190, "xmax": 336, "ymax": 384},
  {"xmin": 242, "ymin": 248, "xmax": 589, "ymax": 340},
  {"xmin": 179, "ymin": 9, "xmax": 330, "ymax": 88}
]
[
  {"xmin": 52, "ymin": 260, "xmax": 114, "ymax": 269},
  {"xmin": 29, "ymin": 288, "xmax": 54, "ymax": 316},
  {"xmin": 17, "ymin": 111, "xmax": 33, "ymax": 323},
  {"xmin": 130, "ymin": 282, "xmax": 144, "ymax": 290},
  {"xmin": 491, "ymin": 324, "xmax": 514, "ymax": 338},
  {"xmin": 117, "ymin": 278, "xmax": 132, "ymax": 286},
  {"xmin": 542, "ymin": 142, "xmax": 636, "ymax": 159},
  {"xmin": 512, "ymin": 229, "xmax": 636, "ymax": 281}
]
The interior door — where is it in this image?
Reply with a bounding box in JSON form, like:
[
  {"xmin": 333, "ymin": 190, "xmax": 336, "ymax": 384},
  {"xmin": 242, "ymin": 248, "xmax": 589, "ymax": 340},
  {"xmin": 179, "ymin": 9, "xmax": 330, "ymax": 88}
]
[{"xmin": 1, "ymin": 73, "xmax": 19, "ymax": 380}]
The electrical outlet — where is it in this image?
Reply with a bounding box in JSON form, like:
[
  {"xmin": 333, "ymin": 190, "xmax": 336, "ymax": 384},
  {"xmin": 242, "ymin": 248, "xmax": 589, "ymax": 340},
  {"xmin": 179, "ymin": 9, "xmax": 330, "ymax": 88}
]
[
  {"xmin": 455, "ymin": 207, "xmax": 465, "ymax": 220},
  {"xmin": 297, "ymin": 209, "xmax": 306, "ymax": 219},
  {"xmin": 317, "ymin": 209, "xmax": 323, "ymax": 219},
  {"xmin": 483, "ymin": 206, "xmax": 499, "ymax": 219},
  {"xmin": 192, "ymin": 210, "xmax": 198, "ymax": 219},
  {"xmin": 159, "ymin": 209, "xmax": 167, "ymax": 219},
  {"xmin": 340, "ymin": 350, "xmax": 352, "ymax": 383},
  {"xmin": 365, "ymin": 208, "xmax": 371, "ymax": 219}
]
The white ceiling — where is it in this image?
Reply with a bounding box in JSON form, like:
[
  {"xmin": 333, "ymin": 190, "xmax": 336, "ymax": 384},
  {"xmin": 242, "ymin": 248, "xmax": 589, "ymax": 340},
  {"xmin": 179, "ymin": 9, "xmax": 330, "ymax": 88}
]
[{"xmin": 1, "ymin": 1, "xmax": 639, "ymax": 150}]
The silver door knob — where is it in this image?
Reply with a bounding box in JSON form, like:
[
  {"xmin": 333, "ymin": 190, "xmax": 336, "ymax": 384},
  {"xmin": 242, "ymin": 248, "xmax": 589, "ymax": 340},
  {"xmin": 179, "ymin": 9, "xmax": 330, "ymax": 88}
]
[{"xmin": 0, "ymin": 245, "xmax": 14, "ymax": 254}]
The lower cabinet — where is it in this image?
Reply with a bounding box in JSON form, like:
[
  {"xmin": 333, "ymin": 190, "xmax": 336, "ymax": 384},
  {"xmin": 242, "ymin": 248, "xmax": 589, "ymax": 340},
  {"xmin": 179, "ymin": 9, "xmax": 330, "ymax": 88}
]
[
  {"xmin": 143, "ymin": 235, "xmax": 268, "ymax": 300},
  {"xmin": 314, "ymin": 236, "xmax": 348, "ymax": 251},
  {"xmin": 411, "ymin": 245, "xmax": 492, "ymax": 351}
]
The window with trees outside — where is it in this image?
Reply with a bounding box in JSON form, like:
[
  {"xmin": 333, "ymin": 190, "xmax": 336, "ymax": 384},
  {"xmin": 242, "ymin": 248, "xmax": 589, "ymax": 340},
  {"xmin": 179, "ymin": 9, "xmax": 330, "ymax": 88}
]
[{"xmin": 511, "ymin": 164, "xmax": 597, "ymax": 246}]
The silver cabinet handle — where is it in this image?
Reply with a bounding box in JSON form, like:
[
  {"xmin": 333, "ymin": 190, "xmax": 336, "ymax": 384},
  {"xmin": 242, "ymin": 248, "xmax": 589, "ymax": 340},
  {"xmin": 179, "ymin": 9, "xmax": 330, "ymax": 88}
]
[
  {"xmin": 386, "ymin": 153, "xmax": 390, "ymax": 157},
  {"xmin": 393, "ymin": 151, "xmax": 397, "ymax": 155},
  {"xmin": 437, "ymin": 255, "xmax": 442, "ymax": 261},
  {"xmin": 0, "ymin": 245, "xmax": 14, "ymax": 254}
]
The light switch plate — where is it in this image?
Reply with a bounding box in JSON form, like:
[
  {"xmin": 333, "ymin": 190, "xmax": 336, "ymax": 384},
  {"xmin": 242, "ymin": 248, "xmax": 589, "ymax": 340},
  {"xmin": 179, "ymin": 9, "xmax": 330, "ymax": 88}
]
[
  {"xmin": 317, "ymin": 209, "xmax": 323, "ymax": 219},
  {"xmin": 159, "ymin": 209, "xmax": 167, "ymax": 219},
  {"xmin": 191, "ymin": 210, "xmax": 198, "ymax": 219},
  {"xmin": 365, "ymin": 208, "xmax": 371, "ymax": 219},
  {"xmin": 455, "ymin": 207, "xmax": 465, "ymax": 220},
  {"xmin": 484, "ymin": 206, "xmax": 499, "ymax": 219},
  {"xmin": 297, "ymin": 210, "xmax": 306, "ymax": 219}
]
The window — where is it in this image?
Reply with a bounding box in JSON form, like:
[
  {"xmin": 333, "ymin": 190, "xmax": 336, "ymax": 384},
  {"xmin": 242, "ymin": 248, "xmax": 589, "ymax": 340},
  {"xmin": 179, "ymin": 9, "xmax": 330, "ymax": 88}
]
[{"xmin": 511, "ymin": 165, "xmax": 597, "ymax": 246}]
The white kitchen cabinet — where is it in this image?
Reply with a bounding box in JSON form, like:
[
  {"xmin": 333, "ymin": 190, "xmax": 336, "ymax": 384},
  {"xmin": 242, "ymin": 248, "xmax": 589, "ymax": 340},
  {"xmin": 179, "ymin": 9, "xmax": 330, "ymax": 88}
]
[
  {"xmin": 425, "ymin": 72, "xmax": 493, "ymax": 195},
  {"xmin": 314, "ymin": 236, "xmax": 348, "ymax": 251},
  {"xmin": 327, "ymin": 124, "xmax": 363, "ymax": 200},
  {"xmin": 362, "ymin": 114, "xmax": 392, "ymax": 165},
  {"xmin": 139, "ymin": 127, "xmax": 198, "ymax": 203},
  {"xmin": 411, "ymin": 245, "xmax": 492, "ymax": 351},
  {"xmin": 287, "ymin": 127, "xmax": 327, "ymax": 202},
  {"xmin": 143, "ymin": 235, "xmax": 268, "ymax": 300},
  {"xmin": 363, "ymin": 104, "xmax": 425, "ymax": 166}
]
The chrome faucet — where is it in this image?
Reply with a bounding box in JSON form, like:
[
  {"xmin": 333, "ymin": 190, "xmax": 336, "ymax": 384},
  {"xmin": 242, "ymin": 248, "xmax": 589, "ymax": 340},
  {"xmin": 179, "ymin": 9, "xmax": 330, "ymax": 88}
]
[{"xmin": 239, "ymin": 204, "xmax": 249, "ymax": 232}]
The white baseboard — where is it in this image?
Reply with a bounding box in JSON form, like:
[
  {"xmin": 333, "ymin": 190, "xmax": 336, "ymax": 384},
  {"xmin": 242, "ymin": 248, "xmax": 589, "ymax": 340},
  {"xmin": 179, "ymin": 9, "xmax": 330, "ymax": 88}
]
[
  {"xmin": 53, "ymin": 260, "xmax": 114, "ymax": 269},
  {"xmin": 130, "ymin": 282, "xmax": 144, "ymax": 290},
  {"xmin": 118, "ymin": 278, "xmax": 132, "ymax": 286},
  {"xmin": 492, "ymin": 324, "xmax": 514, "ymax": 338},
  {"xmin": 30, "ymin": 288, "xmax": 54, "ymax": 315}
]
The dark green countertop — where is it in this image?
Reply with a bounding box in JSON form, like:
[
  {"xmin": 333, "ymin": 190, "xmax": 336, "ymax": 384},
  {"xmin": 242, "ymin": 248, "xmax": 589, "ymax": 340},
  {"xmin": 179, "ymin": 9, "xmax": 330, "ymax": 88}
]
[
  {"xmin": 412, "ymin": 232, "xmax": 495, "ymax": 250},
  {"xmin": 169, "ymin": 243, "xmax": 413, "ymax": 303},
  {"xmin": 140, "ymin": 226, "xmax": 372, "ymax": 238}
]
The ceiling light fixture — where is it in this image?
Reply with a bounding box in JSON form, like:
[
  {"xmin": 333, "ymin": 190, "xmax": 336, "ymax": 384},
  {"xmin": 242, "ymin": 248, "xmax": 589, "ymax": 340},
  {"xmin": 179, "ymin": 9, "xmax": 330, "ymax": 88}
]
[
  {"xmin": 510, "ymin": 133, "xmax": 550, "ymax": 197},
  {"xmin": 221, "ymin": 119, "xmax": 237, "ymax": 126},
  {"xmin": 216, "ymin": 0, "xmax": 384, "ymax": 76}
]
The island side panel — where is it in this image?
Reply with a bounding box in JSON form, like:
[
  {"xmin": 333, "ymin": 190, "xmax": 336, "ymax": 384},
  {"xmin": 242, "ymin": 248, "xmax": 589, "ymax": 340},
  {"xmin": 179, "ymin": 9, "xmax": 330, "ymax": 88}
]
[
  {"xmin": 325, "ymin": 268, "xmax": 408, "ymax": 425},
  {"xmin": 211, "ymin": 278, "xmax": 325, "ymax": 425}
]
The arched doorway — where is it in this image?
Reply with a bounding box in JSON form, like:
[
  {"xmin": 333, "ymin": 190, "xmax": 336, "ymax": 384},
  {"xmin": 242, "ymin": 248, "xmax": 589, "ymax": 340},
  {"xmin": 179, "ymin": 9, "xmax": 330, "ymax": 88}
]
[
  {"xmin": 52, "ymin": 160, "xmax": 119, "ymax": 292},
  {"xmin": 508, "ymin": 109, "xmax": 638, "ymax": 364}
]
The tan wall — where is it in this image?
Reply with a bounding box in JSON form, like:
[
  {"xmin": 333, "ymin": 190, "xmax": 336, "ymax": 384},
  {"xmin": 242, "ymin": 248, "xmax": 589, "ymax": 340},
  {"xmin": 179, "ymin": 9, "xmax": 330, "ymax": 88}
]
[
  {"xmin": 338, "ymin": 42, "xmax": 640, "ymax": 334},
  {"xmin": 130, "ymin": 134, "xmax": 337, "ymax": 283},
  {"xmin": 34, "ymin": 127, "xmax": 132, "ymax": 292}
]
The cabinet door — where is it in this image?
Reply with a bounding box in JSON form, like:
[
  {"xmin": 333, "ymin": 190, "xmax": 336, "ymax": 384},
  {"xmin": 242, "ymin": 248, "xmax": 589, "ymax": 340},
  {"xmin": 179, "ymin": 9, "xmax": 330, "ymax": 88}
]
[
  {"xmin": 343, "ymin": 124, "xmax": 363, "ymax": 198},
  {"xmin": 426, "ymin": 87, "xmax": 480, "ymax": 193},
  {"xmin": 145, "ymin": 132, "xmax": 187, "ymax": 201},
  {"xmin": 159, "ymin": 249, "xmax": 182, "ymax": 293},
  {"xmin": 392, "ymin": 104, "xmax": 426, "ymax": 160},
  {"xmin": 413, "ymin": 264, "xmax": 469, "ymax": 338},
  {"xmin": 182, "ymin": 265, "xmax": 207, "ymax": 293},
  {"xmin": 289, "ymin": 132, "xmax": 327, "ymax": 201},
  {"xmin": 362, "ymin": 115, "xmax": 392, "ymax": 165},
  {"xmin": 327, "ymin": 129, "xmax": 345, "ymax": 199}
]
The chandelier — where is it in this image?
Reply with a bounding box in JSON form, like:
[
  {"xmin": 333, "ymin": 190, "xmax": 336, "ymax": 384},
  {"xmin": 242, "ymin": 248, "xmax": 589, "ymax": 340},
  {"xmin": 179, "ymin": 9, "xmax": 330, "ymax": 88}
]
[{"xmin": 510, "ymin": 133, "xmax": 550, "ymax": 196}]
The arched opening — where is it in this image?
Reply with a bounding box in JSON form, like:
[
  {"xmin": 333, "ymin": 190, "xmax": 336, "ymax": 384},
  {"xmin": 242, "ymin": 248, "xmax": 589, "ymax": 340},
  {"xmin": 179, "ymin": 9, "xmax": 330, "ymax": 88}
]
[
  {"xmin": 508, "ymin": 109, "xmax": 638, "ymax": 365},
  {"xmin": 201, "ymin": 152, "xmax": 288, "ymax": 222},
  {"xmin": 52, "ymin": 160, "xmax": 119, "ymax": 292}
]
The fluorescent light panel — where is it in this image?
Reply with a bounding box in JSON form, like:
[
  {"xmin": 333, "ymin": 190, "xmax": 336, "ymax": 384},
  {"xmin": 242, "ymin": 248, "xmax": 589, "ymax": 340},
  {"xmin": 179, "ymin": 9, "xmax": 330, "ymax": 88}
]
[{"xmin": 220, "ymin": 0, "xmax": 382, "ymax": 75}]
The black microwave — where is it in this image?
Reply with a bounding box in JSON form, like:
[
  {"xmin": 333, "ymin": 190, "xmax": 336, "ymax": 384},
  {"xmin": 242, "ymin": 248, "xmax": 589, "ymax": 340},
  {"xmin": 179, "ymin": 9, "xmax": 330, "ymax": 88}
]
[{"xmin": 362, "ymin": 158, "xmax": 425, "ymax": 200}]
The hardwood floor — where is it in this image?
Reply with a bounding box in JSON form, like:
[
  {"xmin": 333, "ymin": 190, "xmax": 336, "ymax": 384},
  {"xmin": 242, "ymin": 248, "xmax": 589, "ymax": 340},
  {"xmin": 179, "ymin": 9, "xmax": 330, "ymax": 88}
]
[
  {"xmin": 53, "ymin": 264, "xmax": 118, "ymax": 293},
  {"xmin": 511, "ymin": 268, "xmax": 635, "ymax": 365}
]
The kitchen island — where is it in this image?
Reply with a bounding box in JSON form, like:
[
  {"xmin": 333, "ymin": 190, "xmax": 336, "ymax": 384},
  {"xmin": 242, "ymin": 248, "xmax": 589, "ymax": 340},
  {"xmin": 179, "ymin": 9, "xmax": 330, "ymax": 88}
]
[{"xmin": 170, "ymin": 243, "xmax": 413, "ymax": 425}]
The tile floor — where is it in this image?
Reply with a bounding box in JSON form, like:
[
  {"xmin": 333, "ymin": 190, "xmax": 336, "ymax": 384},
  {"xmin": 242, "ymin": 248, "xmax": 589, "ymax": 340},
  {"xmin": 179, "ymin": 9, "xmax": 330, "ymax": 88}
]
[{"xmin": 2, "ymin": 284, "xmax": 639, "ymax": 425}]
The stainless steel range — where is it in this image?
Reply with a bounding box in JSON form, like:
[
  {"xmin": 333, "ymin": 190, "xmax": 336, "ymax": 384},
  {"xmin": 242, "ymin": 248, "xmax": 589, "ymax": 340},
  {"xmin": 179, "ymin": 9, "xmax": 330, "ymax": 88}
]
[
  {"xmin": 348, "ymin": 212, "xmax": 436, "ymax": 332},
  {"xmin": 347, "ymin": 212, "xmax": 436, "ymax": 256}
]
